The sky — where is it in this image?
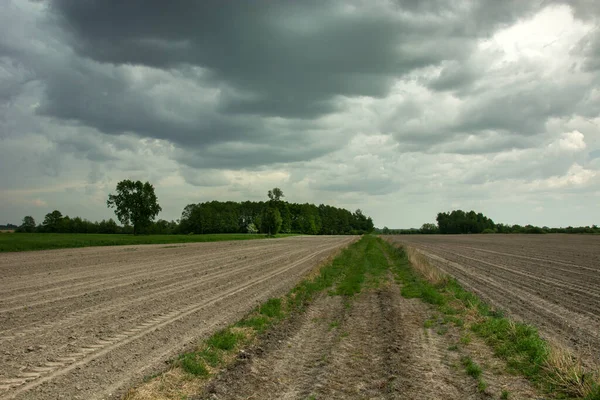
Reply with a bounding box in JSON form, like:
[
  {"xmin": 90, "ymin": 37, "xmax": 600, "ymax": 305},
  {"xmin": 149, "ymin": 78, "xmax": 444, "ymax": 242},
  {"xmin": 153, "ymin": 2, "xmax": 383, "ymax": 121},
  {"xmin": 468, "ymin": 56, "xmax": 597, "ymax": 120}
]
[{"xmin": 1, "ymin": 0, "xmax": 599, "ymax": 229}]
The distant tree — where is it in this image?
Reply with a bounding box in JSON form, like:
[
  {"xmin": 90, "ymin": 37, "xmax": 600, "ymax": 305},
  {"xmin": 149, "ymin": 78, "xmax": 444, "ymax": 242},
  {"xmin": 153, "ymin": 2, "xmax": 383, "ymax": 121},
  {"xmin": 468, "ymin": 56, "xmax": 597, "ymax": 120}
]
[
  {"xmin": 42, "ymin": 210, "xmax": 64, "ymax": 233},
  {"xmin": 107, "ymin": 180, "xmax": 162, "ymax": 235},
  {"xmin": 420, "ymin": 223, "xmax": 439, "ymax": 234},
  {"xmin": 261, "ymin": 207, "xmax": 282, "ymax": 236},
  {"xmin": 18, "ymin": 216, "xmax": 36, "ymax": 233},
  {"xmin": 267, "ymin": 188, "xmax": 284, "ymax": 202},
  {"xmin": 382, "ymin": 226, "xmax": 390, "ymax": 235}
]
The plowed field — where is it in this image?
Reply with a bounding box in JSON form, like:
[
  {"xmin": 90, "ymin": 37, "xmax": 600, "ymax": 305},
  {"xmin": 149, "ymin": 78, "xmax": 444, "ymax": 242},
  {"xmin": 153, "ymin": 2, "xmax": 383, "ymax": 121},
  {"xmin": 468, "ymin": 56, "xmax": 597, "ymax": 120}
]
[
  {"xmin": 384, "ymin": 234, "xmax": 600, "ymax": 365},
  {"xmin": 0, "ymin": 236, "xmax": 354, "ymax": 400}
]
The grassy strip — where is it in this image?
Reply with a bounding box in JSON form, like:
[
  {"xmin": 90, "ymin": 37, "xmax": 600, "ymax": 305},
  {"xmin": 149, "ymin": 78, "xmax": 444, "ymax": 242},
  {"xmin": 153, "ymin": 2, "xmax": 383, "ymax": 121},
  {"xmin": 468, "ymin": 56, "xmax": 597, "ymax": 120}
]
[
  {"xmin": 382, "ymin": 239, "xmax": 600, "ymax": 400},
  {"xmin": 180, "ymin": 235, "xmax": 385, "ymax": 380},
  {"xmin": 0, "ymin": 232, "xmax": 298, "ymax": 252},
  {"xmin": 124, "ymin": 235, "xmax": 372, "ymax": 399}
]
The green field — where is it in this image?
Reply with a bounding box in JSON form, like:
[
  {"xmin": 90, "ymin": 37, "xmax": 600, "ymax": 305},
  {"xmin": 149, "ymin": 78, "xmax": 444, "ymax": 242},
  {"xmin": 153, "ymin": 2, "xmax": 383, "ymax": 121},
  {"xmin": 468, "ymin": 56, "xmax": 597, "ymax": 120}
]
[{"xmin": 0, "ymin": 233, "xmax": 298, "ymax": 252}]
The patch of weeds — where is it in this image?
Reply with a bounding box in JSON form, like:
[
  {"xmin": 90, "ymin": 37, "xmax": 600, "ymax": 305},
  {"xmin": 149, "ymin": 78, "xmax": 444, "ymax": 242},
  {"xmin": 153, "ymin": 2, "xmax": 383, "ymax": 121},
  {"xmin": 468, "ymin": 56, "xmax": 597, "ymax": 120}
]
[
  {"xmin": 237, "ymin": 315, "xmax": 270, "ymax": 333},
  {"xmin": 381, "ymin": 242, "xmax": 445, "ymax": 306},
  {"xmin": 585, "ymin": 384, "xmax": 600, "ymax": 400},
  {"xmin": 448, "ymin": 344, "xmax": 459, "ymax": 351},
  {"xmin": 437, "ymin": 326, "xmax": 449, "ymax": 335},
  {"xmin": 443, "ymin": 315, "xmax": 464, "ymax": 327},
  {"xmin": 206, "ymin": 329, "xmax": 243, "ymax": 351},
  {"xmin": 423, "ymin": 318, "xmax": 435, "ymax": 329},
  {"xmin": 179, "ymin": 353, "xmax": 209, "ymax": 377},
  {"xmin": 461, "ymin": 356, "xmax": 483, "ymax": 378},
  {"xmin": 197, "ymin": 347, "xmax": 221, "ymax": 367},
  {"xmin": 259, "ymin": 298, "xmax": 283, "ymax": 318},
  {"xmin": 340, "ymin": 331, "xmax": 349, "ymax": 338},
  {"xmin": 501, "ymin": 389, "xmax": 510, "ymax": 399},
  {"xmin": 477, "ymin": 378, "xmax": 488, "ymax": 393},
  {"xmin": 329, "ymin": 320, "xmax": 340, "ymax": 330},
  {"xmin": 460, "ymin": 333, "xmax": 472, "ymax": 345},
  {"xmin": 471, "ymin": 318, "xmax": 548, "ymax": 379},
  {"xmin": 439, "ymin": 304, "xmax": 460, "ymax": 315}
]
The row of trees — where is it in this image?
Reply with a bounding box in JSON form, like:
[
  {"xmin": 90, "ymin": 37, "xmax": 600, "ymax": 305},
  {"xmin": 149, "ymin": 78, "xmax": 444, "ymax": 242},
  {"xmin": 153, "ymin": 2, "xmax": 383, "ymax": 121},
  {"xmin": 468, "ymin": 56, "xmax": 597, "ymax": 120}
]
[
  {"xmin": 436, "ymin": 210, "xmax": 496, "ymax": 234},
  {"xmin": 16, "ymin": 211, "xmax": 180, "ymax": 235},
  {"xmin": 379, "ymin": 209, "xmax": 599, "ymax": 235},
  {"xmin": 179, "ymin": 196, "xmax": 374, "ymax": 235},
  {"xmin": 16, "ymin": 182, "xmax": 374, "ymax": 236}
]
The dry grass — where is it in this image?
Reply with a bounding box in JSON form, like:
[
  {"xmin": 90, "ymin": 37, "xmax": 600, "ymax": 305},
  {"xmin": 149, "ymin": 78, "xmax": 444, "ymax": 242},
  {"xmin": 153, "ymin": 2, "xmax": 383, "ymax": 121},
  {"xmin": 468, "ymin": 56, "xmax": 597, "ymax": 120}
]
[
  {"xmin": 404, "ymin": 246, "xmax": 449, "ymax": 286},
  {"xmin": 544, "ymin": 340, "xmax": 600, "ymax": 398},
  {"xmin": 122, "ymin": 368, "xmax": 205, "ymax": 400},
  {"xmin": 124, "ymin": 326, "xmax": 257, "ymax": 400}
]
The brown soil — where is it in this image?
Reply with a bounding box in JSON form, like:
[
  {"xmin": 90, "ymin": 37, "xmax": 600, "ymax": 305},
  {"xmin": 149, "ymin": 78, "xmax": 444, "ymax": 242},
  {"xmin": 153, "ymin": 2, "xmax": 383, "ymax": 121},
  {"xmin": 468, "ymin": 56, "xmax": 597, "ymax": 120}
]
[
  {"xmin": 0, "ymin": 236, "xmax": 355, "ymax": 400},
  {"xmin": 197, "ymin": 280, "xmax": 495, "ymax": 400},
  {"xmin": 384, "ymin": 234, "xmax": 600, "ymax": 366}
]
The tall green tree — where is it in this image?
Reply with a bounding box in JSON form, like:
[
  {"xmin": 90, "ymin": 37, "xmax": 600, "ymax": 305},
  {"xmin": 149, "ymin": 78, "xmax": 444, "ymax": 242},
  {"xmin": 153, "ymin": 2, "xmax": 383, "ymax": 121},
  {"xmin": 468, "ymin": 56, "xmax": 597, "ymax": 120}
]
[
  {"xmin": 18, "ymin": 216, "xmax": 36, "ymax": 233},
  {"xmin": 267, "ymin": 187, "xmax": 284, "ymax": 202},
  {"xmin": 107, "ymin": 180, "xmax": 162, "ymax": 235},
  {"xmin": 261, "ymin": 207, "xmax": 282, "ymax": 236},
  {"xmin": 42, "ymin": 210, "xmax": 64, "ymax": 233}
]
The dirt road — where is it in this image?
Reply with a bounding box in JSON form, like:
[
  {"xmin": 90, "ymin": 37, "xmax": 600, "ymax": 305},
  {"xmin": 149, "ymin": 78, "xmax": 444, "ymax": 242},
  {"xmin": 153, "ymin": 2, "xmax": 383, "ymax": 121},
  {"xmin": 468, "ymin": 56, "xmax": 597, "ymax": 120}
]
[
  {"xmin": 0, "ymin": 236, "xmax": 354, "ymax": 399},
  {"xmin": 200, "ymin": 276, "xmax": 539, "ymax": 400},
  {"xmin": 385, "ymin": 234, "xmax": 600, "ymax": 365}
]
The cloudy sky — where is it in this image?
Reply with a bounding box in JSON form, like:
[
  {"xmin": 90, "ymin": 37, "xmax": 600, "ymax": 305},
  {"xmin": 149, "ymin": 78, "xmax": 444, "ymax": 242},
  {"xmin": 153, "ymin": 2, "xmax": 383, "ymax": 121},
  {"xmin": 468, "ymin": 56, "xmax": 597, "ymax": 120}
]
[{"xmin": 1, "ymin": 0, "xmax": 599, "ymax": 228}]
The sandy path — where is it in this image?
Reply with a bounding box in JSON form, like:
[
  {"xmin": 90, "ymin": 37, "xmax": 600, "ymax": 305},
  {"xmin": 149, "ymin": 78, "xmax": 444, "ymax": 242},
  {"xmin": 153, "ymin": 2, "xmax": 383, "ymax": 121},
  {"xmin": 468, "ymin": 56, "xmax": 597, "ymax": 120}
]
[
  {"xmin": 384, "ymin": 234, "xmax": 600, "ymax": 365},
  {"xmin": 0, "ymin": 236, "xmax": 355, "ymax": 399}
]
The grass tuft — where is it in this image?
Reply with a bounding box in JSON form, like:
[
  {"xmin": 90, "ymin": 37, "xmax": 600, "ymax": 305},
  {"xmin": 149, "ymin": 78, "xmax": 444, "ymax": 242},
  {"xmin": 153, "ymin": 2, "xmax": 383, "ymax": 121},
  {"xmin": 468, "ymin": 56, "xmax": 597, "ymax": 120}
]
[
  {"xmin": 179, "ymin": 354, "xmax": 209, "ymax": 377},
  {"xmin": 207, "ymin": 329, "xmax": 244, "ymax": 351},
  {"xmin": 461, "ymin": 356, "xmax": 483, "ymax": 378}
]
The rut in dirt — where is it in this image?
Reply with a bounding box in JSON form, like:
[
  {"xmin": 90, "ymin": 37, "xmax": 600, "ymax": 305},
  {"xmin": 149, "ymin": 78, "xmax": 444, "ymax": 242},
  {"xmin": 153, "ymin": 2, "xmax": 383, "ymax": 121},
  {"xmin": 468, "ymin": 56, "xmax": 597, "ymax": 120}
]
[{"xmin": 198, "ymin": 280, "xmax": 478, "ymax": 400}]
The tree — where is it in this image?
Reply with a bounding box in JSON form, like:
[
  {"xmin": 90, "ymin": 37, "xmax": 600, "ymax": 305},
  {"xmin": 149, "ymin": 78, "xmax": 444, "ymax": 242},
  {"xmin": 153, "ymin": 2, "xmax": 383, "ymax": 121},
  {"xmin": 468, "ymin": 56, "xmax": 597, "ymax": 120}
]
[
  {"xmin": 420, "ymin": 223, "xmax": 438, "ymax": 234},
  {"xmin": 267, "ymin": 187, "xmax": 284, "ymax": 202},
  {"xmin": 107, "ymin": 180, "xmax": 162, "ymax": 235},
  {"xmin": 261, "ymin": 207, "xmax": 282, "ymax": 236},
  {"xmin": 42, "ymin": 210, "xmax": 64, "ymax": 233},
  {"xmin": 18, "ymin": 216, "xmax": 36, "ymax": 233}
]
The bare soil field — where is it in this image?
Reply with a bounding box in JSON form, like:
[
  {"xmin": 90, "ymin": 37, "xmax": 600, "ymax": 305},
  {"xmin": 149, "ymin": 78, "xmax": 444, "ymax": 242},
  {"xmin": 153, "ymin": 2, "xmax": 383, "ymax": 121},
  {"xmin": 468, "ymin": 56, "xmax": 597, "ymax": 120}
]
[
  {"xmin": 0, "ymin": 236, "xmax": 354, "ymax": 400},
  {"xmin": 385, "ymin": 234, "xmax": 600, "ymax": 366}
]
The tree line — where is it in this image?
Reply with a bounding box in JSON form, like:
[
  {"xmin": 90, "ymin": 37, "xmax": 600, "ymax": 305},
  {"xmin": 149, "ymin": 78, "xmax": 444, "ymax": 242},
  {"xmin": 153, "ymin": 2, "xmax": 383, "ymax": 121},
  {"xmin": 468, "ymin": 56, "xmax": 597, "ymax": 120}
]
[
  {"xmin": 15, "ymin": 181, "xmax": 374, "ymax": 235},
  {"xmin": 379, "ymin": 209, "xmax": 599, "ymax": 235},
  {"xmin": 179, "ymin": 200, "xmax": 373, "ymax": 235}
]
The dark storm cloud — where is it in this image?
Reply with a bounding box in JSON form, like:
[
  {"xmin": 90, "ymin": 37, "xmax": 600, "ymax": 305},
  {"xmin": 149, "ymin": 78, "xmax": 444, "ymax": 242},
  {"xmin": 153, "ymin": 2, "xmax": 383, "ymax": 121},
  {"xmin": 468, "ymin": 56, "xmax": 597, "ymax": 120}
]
[{"xmin": 46, "ymin": 0, "xmax": 543, "ymax": 122}]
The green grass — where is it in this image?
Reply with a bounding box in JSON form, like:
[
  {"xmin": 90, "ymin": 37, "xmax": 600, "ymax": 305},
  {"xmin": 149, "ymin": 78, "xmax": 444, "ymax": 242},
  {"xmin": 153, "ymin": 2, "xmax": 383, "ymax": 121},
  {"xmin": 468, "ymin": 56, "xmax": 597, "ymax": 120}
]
[
  {"xmin": 462, "ymin": 356, "xmax": 483, "ymax": 378},
  {"xmin": 206, "ymin": 329, "xmax": 244, "ymax": 351},
  {"xmin": 0, "ymin": 232, "xmax": 298, "ymax": 252},
  {"xmin": 382, "ymin": 243, "xmax": 445, "ymax": 306},
  {"xmin": 258, "ymin": 298, "xmax": 284, "ymax": 319},
  {"xmin": 179, "ymin": 353, "xmax": 210, "ymax": 376},
  {"xmin": 501, "ymin": 389, "xmax": 510, "ymax": 399}
]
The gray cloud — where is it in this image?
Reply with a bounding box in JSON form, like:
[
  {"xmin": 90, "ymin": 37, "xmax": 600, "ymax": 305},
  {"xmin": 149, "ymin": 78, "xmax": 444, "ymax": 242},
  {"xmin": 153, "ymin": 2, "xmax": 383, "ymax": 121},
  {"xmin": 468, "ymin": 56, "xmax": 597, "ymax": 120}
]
[{"xmin": 1, "ymin": 0, "xmax": 599, "ymax": 228}]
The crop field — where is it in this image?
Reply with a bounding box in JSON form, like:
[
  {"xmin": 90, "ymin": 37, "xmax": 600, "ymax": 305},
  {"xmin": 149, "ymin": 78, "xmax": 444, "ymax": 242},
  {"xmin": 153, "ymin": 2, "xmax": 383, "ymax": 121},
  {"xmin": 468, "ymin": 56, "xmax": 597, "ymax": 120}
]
[
  {"xmin": 385, "ymin": 234, "xmax": 600, "ymax": 365},
  {"xmin": 0, "ymin": 236, "xmax": 354, "ymax": 399},
  {"xmin": 0, "ymin": 233, "xmax": 297, "ymax": 252}
]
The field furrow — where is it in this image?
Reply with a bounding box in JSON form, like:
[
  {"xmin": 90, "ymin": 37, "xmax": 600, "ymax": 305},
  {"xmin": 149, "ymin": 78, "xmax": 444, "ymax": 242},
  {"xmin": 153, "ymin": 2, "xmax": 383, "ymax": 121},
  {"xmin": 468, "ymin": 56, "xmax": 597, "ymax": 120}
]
[
  {"xmin": 0, "ymin": 236, "xmax": 355, "ymax": 400},
  {"xmin": 385, "ymin": 234, "xmax": 600, "ymax": 366}
]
